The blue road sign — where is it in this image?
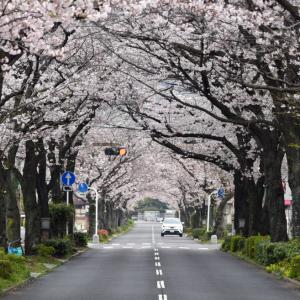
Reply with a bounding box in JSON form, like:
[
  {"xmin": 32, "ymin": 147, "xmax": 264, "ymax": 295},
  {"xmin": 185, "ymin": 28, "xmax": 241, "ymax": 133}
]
[
  {"xmin": 61, "ymin": 171, "xmax": 76, "ymax": 186},
  {"xmin": 78, "ymin": 183, "xmax": 89, "ymax": 193},
  {"xmin": 217, "ymin": 187, "xmax": 225, "ymax": 198}
]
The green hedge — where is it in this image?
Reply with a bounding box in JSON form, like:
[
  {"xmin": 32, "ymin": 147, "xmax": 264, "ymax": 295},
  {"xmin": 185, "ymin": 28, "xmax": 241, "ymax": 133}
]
[
  {"xmin": 36, "ymin": 244, "xmax": 56, "ymax": 257},
  {"xmin": 192, "ymin": 228, "xmax": 201, "ymax": 239},
  {"xmin": 73, "ymin": 232, "xmax": 88, "ymax": 247},
  {"xmin": 222, "ymin": 236, "xmax": 300, "ymax": 280},
  {"xmin": 43, "ymin": 239, "xmax": 73, "ymax": 257},
  {"xmin": 0, "ymin": 259, "xmax": 13, "ymax": 279}
]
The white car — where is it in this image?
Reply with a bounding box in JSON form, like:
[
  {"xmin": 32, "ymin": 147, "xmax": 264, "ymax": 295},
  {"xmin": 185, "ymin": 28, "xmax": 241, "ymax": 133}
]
[{"xmin": 161, "ymin": 218, "xmax": 183, "ymax": 237}]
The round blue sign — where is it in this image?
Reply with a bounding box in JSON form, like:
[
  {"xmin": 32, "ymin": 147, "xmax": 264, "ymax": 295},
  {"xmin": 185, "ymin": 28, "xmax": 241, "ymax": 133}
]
[
  {"xmin": 78, "ymin": 183, "xmax": 89, "ymax": 193},
  {"xmin": 61, "ymin": 172, "xmax": 76, "ymax": 186}
]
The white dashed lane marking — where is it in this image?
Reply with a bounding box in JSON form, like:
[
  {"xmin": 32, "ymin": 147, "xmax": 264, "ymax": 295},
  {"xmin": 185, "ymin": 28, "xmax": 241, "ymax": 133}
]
[
  {"xmin": 155, "ymin": 262, "xmax": 161, "ymax": 267},
  {"xmin": 157, "ymin": 281, "xmax": 165, "ymax": 289},
  {"xmin": 156, "ymin": 269, "xmax": 163, "ymax": 275},
  {"xmin": 158, "ymin": 295, "xmax": 168, "ymax": 300}
]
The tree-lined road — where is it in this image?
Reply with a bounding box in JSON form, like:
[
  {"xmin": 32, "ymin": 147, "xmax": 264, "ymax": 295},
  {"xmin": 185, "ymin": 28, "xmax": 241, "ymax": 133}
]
[{"xmin": 3, "ymin": 223, "xmax": 300, "ymax": 300}]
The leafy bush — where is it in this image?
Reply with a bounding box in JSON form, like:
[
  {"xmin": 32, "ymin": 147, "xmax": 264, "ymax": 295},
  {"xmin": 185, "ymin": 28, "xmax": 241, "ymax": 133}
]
[
  {"xmin": 98, "ymin": 229, "xmax": 109, "ymax": 243},
  {"xmin": 221, "ymin": 236, "xmax": 231, "ymax": 252},
  {"xmin": 43, "ymin": 239, "xmax": 73, "ymax": 257},
  {"xmin": 289, "ymin": 255, "xmax": 300, "ymax": 279},
  {"xmin": 285, "ymin": 239, "xmax": 300, "ymax": 258},
  {"xmin": 192, "ymin": 228, "xmax": 201, "ymax": 239},
  {"xmin": 0, "ymin": 259, "xmax": 13, "ymax": 279},
  {"xmin": 36, "ymin": 244, "xmax": 55, "ymax": 257},
  {"xmin": 73, "ymin": 232, "xmax": 88, "ymax": 247},
  {"xmin": 230, "ymin": 236, "xmax": 244, "ymax": 252},
  {"xmin": 245, "ymin": 235, "xmax": 270, "ymax": 259}
]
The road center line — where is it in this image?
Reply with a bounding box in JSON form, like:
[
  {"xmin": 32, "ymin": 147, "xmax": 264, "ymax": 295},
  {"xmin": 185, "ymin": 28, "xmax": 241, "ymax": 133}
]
[
  {"xmin": 158, "ymin": 295, "xmax": 168, "ymax": 300},
  {"xmin": 155, "ymin": 262, "xmax": 161, "ymax": 267},
  {"xmin": 157, "ymin": 280, "xmax": 165, "ymax": 289}
]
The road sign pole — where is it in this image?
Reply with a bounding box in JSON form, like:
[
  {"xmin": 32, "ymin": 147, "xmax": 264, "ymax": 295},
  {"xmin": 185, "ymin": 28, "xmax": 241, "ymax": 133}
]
[
  {"xmin": 89, "ymin": 187, "xmax": 99, "ymax": 244},
  {"xmin": 66, "ymin": 190, "xmax": 69, "ymax": 235}
]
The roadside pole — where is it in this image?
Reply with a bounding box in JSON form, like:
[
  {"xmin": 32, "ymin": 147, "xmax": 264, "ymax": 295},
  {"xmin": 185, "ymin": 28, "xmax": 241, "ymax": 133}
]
[
  {"xmin": 61, "ymin": 171, "xmax": 76, "ymax": 237},
  {"xmin": 89, "ymin": 187, "xmax": 99, "ymax": 243},
  {"xmin": 66, "ymin": 190, "xmax": 69, "ymax": 235}
]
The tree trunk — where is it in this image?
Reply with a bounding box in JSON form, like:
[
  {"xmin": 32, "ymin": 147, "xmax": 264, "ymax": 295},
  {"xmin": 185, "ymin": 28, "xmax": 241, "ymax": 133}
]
[
  {"xmin": 36, "ymin": 139, "xmax": 50, "ymax": 241},
  {"xmin": 22, "ymin": 141, "xmax": 40, "ymax": 255},
  {"xmin": 5, "ymin": 170, "xmax": 20, "ymax": 243},
  {"xmin": 213, "ymin": 192, "xmax": 234, "ymax": 238},
  {"xmin": 0, "ymin": 164, "xmax": 7, "ymax": 248},
  {"xmin": 233, "ymin": 171, "xmax": 249, "ymax": 235},
  {"xmin": 262, "ymin": 146, "xmax": 288, "ymax": 242},
  {"xmin": 285, "ymin": 133, "xmax": 300, "ymax": 237}
]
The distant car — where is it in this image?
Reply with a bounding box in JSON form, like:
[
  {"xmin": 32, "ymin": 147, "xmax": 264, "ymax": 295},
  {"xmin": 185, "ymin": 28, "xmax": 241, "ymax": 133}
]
[{"xmin": 161, "ymin": 218, "xmax": 183, "ymax": 237}]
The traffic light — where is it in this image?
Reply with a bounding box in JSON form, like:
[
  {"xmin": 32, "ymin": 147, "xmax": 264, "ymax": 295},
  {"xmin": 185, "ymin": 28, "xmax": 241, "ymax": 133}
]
[{"xmin": 104, "ymin": 147, "xmax": 127, "ymax": 156}]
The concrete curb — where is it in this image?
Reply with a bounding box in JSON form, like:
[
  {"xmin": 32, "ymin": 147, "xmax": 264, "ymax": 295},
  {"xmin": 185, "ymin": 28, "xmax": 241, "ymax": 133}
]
[
  {"xmin": 0, "ymin": 248, "xmax": 88, "ymax": 297},
  {"xmin": 222, "ymin": 250, "xmax": 300, "ymax": 289}
]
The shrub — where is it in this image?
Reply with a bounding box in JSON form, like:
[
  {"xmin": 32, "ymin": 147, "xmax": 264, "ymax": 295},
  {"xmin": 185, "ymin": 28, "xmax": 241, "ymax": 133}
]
[
  {"xmin": 73, "ymin": 232, "xmax": 88, "ymax": 247},
  {"xmin": 192, "ymin": 228, "xmax": 201, "ymax": 239},
  {"xmin": 36, "ymin": 244, "xmax": 55, "ymax": 257},
  {"xmin": 0, "ymin": 259, "xmax": 13, "ymax": 279},
  {"xmin": 98, "ymin": 229, "xmax": 109, "ymax": 243},
  {"xmin": 43, "ymin": 239, "xmax": 73, "ymax": 257},
  {"xmin": 289, "ymin": 255, "xmax": 300, "ymax": 279},
  {"xmin": 221, "ymin": 236, "xmax": 231, "ymax": 252},
  {"xmin": 230, "ymin": 236, "xmax": 244, "ymax": 253},
  {"xmin": 245, "ymin": 235, "xmax": 270, "ymax": 259},
  {"xmin": 98, "ymin": 229, "xmax": 109, "ymax": 237},
  {"xmin": 285, "ymin": 239, "xmax": 300, "ymax": 258}
]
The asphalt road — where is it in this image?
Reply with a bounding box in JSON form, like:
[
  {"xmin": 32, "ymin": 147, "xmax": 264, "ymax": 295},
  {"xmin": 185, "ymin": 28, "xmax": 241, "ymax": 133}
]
[{"xmin": 3, "ymin": 222, "xmax": 300, "ymax": 300}]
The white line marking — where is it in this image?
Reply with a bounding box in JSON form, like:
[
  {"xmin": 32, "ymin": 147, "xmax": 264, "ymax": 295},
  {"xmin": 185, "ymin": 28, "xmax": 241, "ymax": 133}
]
[
  {"xmin": 142, "ymin": 243, "xmax": 151, "ymax": 245},
  {"xmin": 157, "ymin": 280, "xmax": 165, "ymax": 289},
  {"xmin": 154, "ymin": 248, "xmax": 158, "ymax": 251},
  {"xmin": 156, "ymin": 269, "xmax": 163, "ymax": 275},
  {"xmin": 198, "ymin": 248, "xmax": 209, "ymax": 250},
  {"xmin": 161, "ymin": 246, "xmax": 171, "ymax": 249},
  {"xmin": 155, "ymin": 262, "xmax": 161, "ymax": 267},
  {"xmin": 103, "ymin": 246, "xmax": 113, "ymax": 249},
  {"xmin": 155, "ymin": 256, "xmax": 160, "ymax": 260},
  {"xmin": 158, "ymin": 295, "xmax": 168, "ymax": 300},
  {"xmin": 155, "ymin": 252, "xmax": 159, "ymax": 256},
  {"xmin": 141, "ymin": 246, "xmax": 151, "ymax": 249},
  {"xmin": 179, "ymin": 246, "xmax": 189, "ymax": 249},
  {"xmin": 112, "ymin": 243, "xmax": 120, "ymax": 246},
  {"xmin": 122, "ymin": 246, "xmax": 133, "ymax": 249}
]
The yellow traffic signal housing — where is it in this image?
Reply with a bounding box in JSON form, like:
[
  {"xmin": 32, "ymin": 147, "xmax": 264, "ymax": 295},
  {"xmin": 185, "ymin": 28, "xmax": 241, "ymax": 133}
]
[{"xmin": 119, "ymin": 148, "xmax": 127, "ymax": 156}]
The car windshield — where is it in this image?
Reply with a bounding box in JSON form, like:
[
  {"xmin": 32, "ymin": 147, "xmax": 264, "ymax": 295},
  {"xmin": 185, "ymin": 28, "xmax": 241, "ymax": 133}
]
[{"xmin": 163, "ymin": 218, "xmax": 181, "ymax": 224}]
